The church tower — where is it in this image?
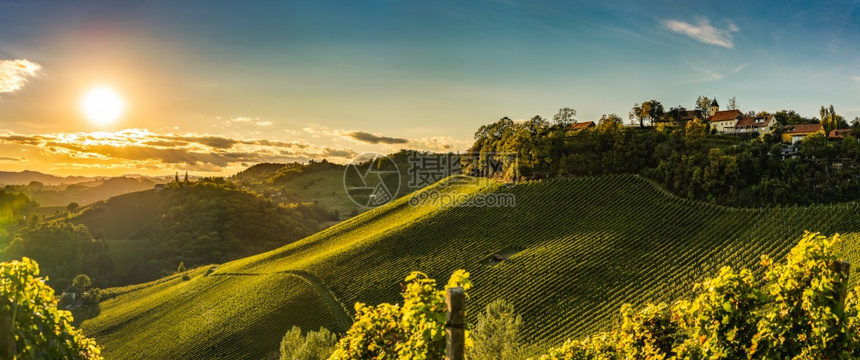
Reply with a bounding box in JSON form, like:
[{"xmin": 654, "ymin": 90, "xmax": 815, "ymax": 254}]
[{"xmin": 709, "ymin": 98, "xmax": 719, "ymax": 117}]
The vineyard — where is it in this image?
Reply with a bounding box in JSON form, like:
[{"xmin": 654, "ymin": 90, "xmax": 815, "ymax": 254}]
[{"xmin": 81, "ymin": 174, "xmax": 860, "ymax": 357}]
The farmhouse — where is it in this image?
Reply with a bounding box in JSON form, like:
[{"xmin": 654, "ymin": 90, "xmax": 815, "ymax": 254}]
[
  {"xmin": 829, "ymin": 129, "xmax": 852, "ymax": 140},
  {"xmin": 782, "ymin": 124, "xmax": 824, "ymax": 144},
  {"xmin": 707, "ymin": 100, "xmax": 743, "ymax": 133},
  {"xmin": 571, "ymin": 121, "xmax": 595, "ymax": 131},
  {"xmin": 729, "ymin": 114, "xmax": 778, "ymax": 137}
]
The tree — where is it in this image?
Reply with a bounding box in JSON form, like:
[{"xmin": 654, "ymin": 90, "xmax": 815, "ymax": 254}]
[
  {"xmin": 0, "ymin": 258, "xmax": 102, "ymax": 359},
  {"xmin": 470, "ymin": 299, "xmax": 523, "ymax": 360},
  {"xmin": 280, "ymin": 326, "xmax": 337, "ymax": 360},
  {"xmin": 851, "ymin": 117, "xmax": 860, "ymax": 137},
  {"xmin": 820, "ymin": 104, "xmax": 846, "ymax": 134},
  {"xmin": 728, "ymin": 96, "xmax": 738, "ymax": 110},
  {"xmin": 694, "ymin": 95, "xmax": 712, "ymax": 118},
  {"xmin": 685, "ymin": 119, "xmax": 707, "ymax": 148},
  {"xmin": 72, "ymin": 274, "xmax": 91, "ymax": 295},
  {"xmin": 774, "ymin": 109, "xmax": 818, "ymax": 125},
  {"xmin": 552, "ymin": 107, "xmax": 577, "ymax": 127},
  {"xmin": 176, "ymin": 261, "xmax": 186, "ymax": 273},
  {"xmin": 666, "ymin": 106, "xmax": 688, "ymax": 125},
  {"xmin": 67, "ymin": 202, "xmax": 79, "ymax": 212},
  {"xmin": 629, "ymin": 100, "xmax": 664, "ymax": 128},
  {"xmin": 597, "ymin": 114, "xmax": 624, "ymax": 131}
]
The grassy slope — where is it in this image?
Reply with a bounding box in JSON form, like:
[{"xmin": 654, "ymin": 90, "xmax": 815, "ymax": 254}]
[
  {"xmin": 244, "ymin": 169, "xmax": 360, "ymax": 219},
  {"xmin": 82, "ymin": 174, "xmax": 860, "ymax": 357},
  {"xmin": 83, "ymin": 266, "xmax": 341, "ymax": 359}
]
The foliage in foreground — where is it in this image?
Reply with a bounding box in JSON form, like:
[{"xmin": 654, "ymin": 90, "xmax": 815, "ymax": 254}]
[
  {"xmin": 279, "ymin": 326, "xmax": 338, "ymax": 360},
  {"xmin": 330, "ymin": 270, "xmax": 472, "ymax": 360},
  {"xmin": 538, "ymin": 232, "xmax": 860, "ymax": 359},
  {"xmin": 469, "ymin": 299, "xmax": 527, "ymax": 360},
  {"xmin": 0, "ymin": 257, "xmax": 102, "ymax": 359}
]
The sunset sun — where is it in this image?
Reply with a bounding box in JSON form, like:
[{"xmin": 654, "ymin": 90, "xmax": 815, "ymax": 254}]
[{"xmin": 81, "ymin": 86, "xmax": 125, "ymax": 125}]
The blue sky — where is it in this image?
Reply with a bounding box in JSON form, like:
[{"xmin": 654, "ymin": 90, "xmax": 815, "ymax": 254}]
[{"xmin": 0, "ymin": 0, "xmax": 858, "ymax": 175}]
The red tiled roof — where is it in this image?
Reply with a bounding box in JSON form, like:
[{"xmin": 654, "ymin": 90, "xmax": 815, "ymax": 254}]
[
  {"xmin": 829, "ymin": 129, "xmax": 852, "ymax": 138},
  {"xmin": 734, "ymin": 114, "xmax": 773, "ymax": 128},
  {"xmin": 571, "ymin": 121, "xmax": 595, "ymax": 130},
  {"xmin": 784, "ymin": 124, "xmax": 822, "ymax": 134},
  {"xmin": 708, "ymin": 110, "xmax": 742, "ymax": 122}
]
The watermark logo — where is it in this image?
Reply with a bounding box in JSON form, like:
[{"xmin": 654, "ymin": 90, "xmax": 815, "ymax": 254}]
[
  {"xmin": 343, "ymin": 152, "xmax": 401, "ymax": 208},
  {"xmin": 407, "ymin": 151, "xmax": 518, "ymax": 208}
]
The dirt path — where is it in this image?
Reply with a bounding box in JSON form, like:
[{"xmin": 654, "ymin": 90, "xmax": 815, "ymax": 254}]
[{"xmin": 279, "ymin": 270, "xmax": 352, "ymax": 330}]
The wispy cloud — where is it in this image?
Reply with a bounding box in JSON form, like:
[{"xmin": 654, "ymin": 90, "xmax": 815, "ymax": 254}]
[
  {"xmin": 303, "ymin": 125, "xmax": 469, "ymax": 152},
  {"xmin": 687, "ymin": 63, "xmax": 746, "ymax": 83},
  {"xmin": 0, "ymin": 59, "xmax": 40, "ymax": 94},
  {"xmin": 853, "ymin": 75, "xmax": 860, "ymax": 82},
  {"xmin": 344, "ymin": 131, "xmax": 409, "ymax": 145},
  {"xmin": 660, "ymin": 17, "xmax": 738, "ymax": 48},
  {"xmin": 221, "ymin": 116, "xmax": 273, "ymax": 128}
]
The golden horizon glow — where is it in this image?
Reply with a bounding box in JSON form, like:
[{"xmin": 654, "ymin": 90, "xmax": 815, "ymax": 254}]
[{"xmin": 81, "ymin": 86, "xmax": 125, "ymax": 126}]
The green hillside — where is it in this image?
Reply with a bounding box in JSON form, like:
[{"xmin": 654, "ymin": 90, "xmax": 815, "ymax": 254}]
[
  {"xmin": 81, "ymin": 174, "xmax": 860, "ymax": 358},
  {"xmin": 64, "ymin": 180, "xmax": 331, "ymax": 287},
  {"xmin": 70, "ymin": 189, "xmax": 162, "ymax": 240},
  {"xmin": 233, "ymin": 153, "xmax": 418, "ymax": 221}
]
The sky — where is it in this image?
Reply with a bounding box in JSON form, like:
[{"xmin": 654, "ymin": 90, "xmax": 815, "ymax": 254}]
[{"xmin": 0, "ymin": 0, "xmax": 858, "ymax": 176}]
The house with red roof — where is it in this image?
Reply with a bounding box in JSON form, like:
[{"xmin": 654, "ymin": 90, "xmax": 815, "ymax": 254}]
[
  {"xmin": 730, "ymin": 114, "xmax": 778, "ymax": 137},
  {"xmin": 706, "ymin": 99, "xmax": 743, "ymax": 133},
  {"xmin": 828, "ymin": 129, "xmax": 852, "ymax": 140},
  {"xmin": 782, "ymin": 124, "xmax": 824, "ymax": 144},
  {"xmin": 570, "ymin": 121, "xmax": 595, "ymax": 131}
]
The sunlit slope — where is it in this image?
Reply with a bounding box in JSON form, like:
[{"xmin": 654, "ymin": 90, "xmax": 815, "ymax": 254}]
[
  {"xmin": 218, "ymin": 174, "xmax": 860, "ymax": 344},
  {"xmin": 81, "ymin": 266, "xmax": 342, "ymax": 359},
  {"xmin": 84, "ymin": 174, "xmax": 860, "ymax": 356}
]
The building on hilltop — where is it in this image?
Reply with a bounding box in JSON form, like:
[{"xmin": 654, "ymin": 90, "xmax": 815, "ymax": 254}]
[
  {"xmin": 828, "ymin": 129, "xmax": 852, "ymax": 140},
  {"xmin": 782, "ymin": 123, "xmax": 824, "ymax": 144},
  {"xmin": 570, "ymin": 121, "xmax": 596, "ymax": 131},
  {"xmin": 729, "ymin": 114, "xmax": 778, "ymax": 137},
  {"xmin": 708, "ymin": 108, "xmax": 743, "ymax": 133}
]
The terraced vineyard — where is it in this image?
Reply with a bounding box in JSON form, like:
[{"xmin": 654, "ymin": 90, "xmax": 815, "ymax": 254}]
[
  {"xmin": 82, "ymin": 174, "xmax": 860, "ymax": 357},
  {"xmin": 82, "ymin": 266, "xmax": 342, "ymax": 359}
]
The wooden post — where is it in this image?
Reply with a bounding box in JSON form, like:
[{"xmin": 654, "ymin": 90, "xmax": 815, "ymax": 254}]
[
  {"xmin": 833, "ymin": 260, "xmax": 850, "ymax": 316},
  {"xmin": 445, "ymin": 287, "xmax": 465, "ymax": 360}
]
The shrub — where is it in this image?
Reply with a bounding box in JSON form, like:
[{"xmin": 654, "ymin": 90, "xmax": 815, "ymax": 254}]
[
  {"xmin": 0, "ymin": 257, "xmax": 102, "ymax": 359},
  {"xmin": 279, "ymin": 326, "xmax": 337, "ymax": 360},
  {"xmin": 537, "ymin": 232, "xmax": 860, "ymax": 359},
  {"xmin": 469, "ymin": 299, "xmax": 523, "ymax": 360},
  {"xmin": 330, "ymin": 270, "xmax": 471, "ymax": 360}
]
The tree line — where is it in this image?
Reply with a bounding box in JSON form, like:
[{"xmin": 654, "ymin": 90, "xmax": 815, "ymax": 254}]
[{"xmin": 467, "ymin": 101, "xmax": 860, "ymax": 206}]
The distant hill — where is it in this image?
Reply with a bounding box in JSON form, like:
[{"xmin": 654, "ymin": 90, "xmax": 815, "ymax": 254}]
[
  {"xmin": 231, "ymin": 152, "xmax": 421, "ymax": 221},
  {"xmin": 81, "ymin": 174, "xmax": 860, "ymax": 358},
  {"xmin": 0, "ymin": 170, "xmax": 94, "ymax": 186},
  {"xmin": 29, "ymin": 177, "xmax": 162, "ymax": 206},
  {"xmin": 70, "ymin": 179, "xmax": 332, "ymax": 286}
]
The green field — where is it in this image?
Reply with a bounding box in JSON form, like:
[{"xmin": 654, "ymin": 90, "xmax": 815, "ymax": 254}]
[{"xmin": 81, "ymin": 174, "xmax": 860, "ymax": 357}]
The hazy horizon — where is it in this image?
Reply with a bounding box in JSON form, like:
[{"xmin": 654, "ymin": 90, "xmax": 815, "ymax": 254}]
[{"xmin": 1, "ymin": 0, "xmax": 858, "ymax": 177}]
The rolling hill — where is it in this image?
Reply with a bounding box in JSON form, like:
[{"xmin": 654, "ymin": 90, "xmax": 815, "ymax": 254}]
[
  {"xmin": 80, "ymin": 174, "xmax": 860, "ymax": 358},
  {"xmin": 66, "ymin": 180, "xmax": 332, "ymax": 287},
  {"xmin": 232, "ymin": 153, "xmax": 418, "ymax": 221}
]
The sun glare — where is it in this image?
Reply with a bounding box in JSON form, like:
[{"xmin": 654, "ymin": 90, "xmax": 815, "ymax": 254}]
[{"xmin": 81, "ymin": 86, "xmax": 125, "ymax": 125}]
